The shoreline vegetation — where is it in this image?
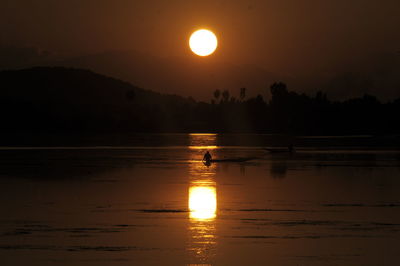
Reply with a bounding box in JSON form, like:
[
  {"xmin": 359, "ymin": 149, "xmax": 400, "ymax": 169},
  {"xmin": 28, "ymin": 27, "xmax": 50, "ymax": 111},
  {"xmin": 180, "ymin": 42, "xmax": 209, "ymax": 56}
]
[{"xmin": 0, "ymin": 67, "xmax": 399, "ymax": 146}]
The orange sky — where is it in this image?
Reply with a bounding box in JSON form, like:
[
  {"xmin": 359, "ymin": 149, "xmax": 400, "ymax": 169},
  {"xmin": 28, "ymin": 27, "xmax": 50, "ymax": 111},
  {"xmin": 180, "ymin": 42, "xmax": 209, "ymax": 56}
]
[{"xmin": 1, "ymin": 0, "xmax": 400, "ymax": 100}]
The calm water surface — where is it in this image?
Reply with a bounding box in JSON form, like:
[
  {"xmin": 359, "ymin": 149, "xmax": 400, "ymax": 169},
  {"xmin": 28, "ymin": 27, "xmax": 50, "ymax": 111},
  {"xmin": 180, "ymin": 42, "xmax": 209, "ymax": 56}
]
[{"xmin": 0, "ymin": 134, "xmax": 399, "ymax": 265}]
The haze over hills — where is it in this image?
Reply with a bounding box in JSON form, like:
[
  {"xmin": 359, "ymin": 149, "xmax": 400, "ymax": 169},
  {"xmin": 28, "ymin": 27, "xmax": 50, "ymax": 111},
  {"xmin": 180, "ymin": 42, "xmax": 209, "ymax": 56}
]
[
  {"xmin": 1, "ymin": 47, "xmax": 399, "ymax": 102},
  {"xmin": 50, "ymin": 50, "xmax": 400, "ymax": 102},
  {"xmin": 50, "ymin": 50, "xmax": 283, "ymax": 101}
]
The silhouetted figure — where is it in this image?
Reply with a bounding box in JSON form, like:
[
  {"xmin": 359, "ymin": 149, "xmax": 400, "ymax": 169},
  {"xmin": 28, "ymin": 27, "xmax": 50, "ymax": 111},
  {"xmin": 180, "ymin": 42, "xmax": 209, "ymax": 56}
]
[
  {"xmin": 203, "ymin": 160, "xmax": 212, "ymax": 167},
  {"xmin": 203, "ymin": 151, "xmax": 212, "ymax": 164}
]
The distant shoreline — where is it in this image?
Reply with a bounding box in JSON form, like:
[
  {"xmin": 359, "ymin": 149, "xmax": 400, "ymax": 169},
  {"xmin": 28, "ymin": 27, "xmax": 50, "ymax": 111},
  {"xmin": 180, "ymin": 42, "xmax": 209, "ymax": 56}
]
[{"xmin": 0, "ymin": 133, "xmax": 397, "ymax": 149}]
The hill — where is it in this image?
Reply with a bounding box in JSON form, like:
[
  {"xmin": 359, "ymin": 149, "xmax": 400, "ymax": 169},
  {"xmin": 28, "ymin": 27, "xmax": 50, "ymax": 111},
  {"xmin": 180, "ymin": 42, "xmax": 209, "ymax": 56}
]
[
  {"xmin": 0, "ymin": 67, "xmax": 203, "ymax": 135},
  {"xmin": 0, "ymin": 67, "xmax": 399, "ymax": 146}
]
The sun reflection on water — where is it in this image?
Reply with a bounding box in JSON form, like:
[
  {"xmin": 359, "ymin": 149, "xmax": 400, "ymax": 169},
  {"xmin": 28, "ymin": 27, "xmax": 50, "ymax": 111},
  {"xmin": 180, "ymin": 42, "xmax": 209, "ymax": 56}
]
[
  {"xmin": 188, "ymin": 177, "xmax": 217, "ymax": 264},
  {"xmin": 187, "ymin": 133, "xmax": 218, "ymax": 264},
  {"xmin": 188, "ymin": 133, "xmax": 218, "ymax": 150},
  {"xmin": 189, "ymin": 184, "xmax": 217, "ymax": 220}
]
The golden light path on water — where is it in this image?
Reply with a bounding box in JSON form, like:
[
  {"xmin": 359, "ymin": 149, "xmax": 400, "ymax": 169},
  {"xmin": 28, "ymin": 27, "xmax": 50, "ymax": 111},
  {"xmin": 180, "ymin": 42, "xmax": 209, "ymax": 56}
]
[
  {"xmin": 188, "ymin": 146, "xmax": 218, "ymax": 150},
  {"xmin": 187, "ymin": 133, "xmax": 218, "ymax": 264},
  {"xmin": 189, "ymin": 185, "xmax": 217, "ymax": 220}
]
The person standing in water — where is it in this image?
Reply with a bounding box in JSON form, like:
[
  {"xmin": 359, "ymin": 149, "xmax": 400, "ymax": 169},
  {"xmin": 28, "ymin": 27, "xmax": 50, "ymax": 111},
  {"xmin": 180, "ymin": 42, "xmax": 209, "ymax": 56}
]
[{"xmin": 203, "ymin": 151, "xmax": 212, "ymax": 163}]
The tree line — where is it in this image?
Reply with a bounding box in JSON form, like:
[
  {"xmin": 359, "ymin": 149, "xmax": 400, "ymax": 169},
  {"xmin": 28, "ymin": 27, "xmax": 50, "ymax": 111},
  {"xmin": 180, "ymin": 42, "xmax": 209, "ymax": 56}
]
[
  {"xmin": 0, "ymin": 67, "xmax": 399, "ymax": 139},
  {"xmin": 200, "ymin": 82, "xmax": 399, "ymax": 135}
]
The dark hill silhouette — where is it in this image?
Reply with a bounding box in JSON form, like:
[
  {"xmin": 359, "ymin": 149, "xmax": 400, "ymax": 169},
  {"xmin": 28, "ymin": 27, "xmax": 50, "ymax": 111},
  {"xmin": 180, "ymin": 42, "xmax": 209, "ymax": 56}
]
[
  {"xmin": 0, "ymin": 67, "xmax": 399, "ymax": 146},
  {"xmin": 0, "ymin": 66, "xmax": 187, "ymax": 106},
  {"xmin": 0, "ymin": 67, "xmax": 198, "ymax": 135}
]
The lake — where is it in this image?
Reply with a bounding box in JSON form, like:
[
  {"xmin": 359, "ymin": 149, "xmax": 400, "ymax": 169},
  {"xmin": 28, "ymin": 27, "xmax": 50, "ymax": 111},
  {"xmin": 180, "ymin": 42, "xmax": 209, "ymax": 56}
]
[{"xmin": 0, "ymin": 134, "xmax": 399, "ymax": 265}]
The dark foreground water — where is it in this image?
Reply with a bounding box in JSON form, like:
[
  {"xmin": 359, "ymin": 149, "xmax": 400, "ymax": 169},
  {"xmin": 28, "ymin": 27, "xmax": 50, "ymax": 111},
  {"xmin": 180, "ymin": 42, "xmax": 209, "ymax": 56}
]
[{"xmin": 0, "ymin": 134, "xmax": 399, "ymax": 265}]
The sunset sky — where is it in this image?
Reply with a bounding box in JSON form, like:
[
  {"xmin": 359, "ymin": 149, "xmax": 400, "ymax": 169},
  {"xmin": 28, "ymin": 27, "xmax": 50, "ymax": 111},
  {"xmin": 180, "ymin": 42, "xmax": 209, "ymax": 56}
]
[{"xmin": 1, "ymin": 0, "xmax": 399, "ymax": 100}]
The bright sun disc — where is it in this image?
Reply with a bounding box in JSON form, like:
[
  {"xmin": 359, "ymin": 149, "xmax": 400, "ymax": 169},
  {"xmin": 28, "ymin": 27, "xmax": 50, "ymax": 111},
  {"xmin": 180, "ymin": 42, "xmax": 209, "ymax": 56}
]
[{"xmin": 189, "ymin": 29, "xmax": 218, "ymax": 56}]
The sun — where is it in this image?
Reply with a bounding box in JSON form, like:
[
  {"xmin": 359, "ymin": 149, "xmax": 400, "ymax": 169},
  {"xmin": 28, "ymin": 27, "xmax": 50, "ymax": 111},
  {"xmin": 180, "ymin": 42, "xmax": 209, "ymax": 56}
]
[{"xmin": 189, "ymin": 29, "xmax": 218, "ymax": 57}]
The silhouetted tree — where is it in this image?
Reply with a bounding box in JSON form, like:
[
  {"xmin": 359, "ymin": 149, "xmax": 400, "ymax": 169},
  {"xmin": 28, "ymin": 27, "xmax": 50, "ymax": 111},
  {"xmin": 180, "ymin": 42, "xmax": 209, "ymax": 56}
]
[
  {"xmin": 315, "ymin": 91, "xmax": 327, "ymax": 103},
  {"xmin": 240, "ymin": 87, "xmax": 246, "ymax": 101},
  {"xmin": 222, "ymin": 90, "xmax": 230, "ymax": 102},
  {"xmin": 270, "ymin": 82, "xmax": 289, "ymax": 106},
  {"xmin": 214, "ymin": 89, "xmax": 221, "ymax": 102}
]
